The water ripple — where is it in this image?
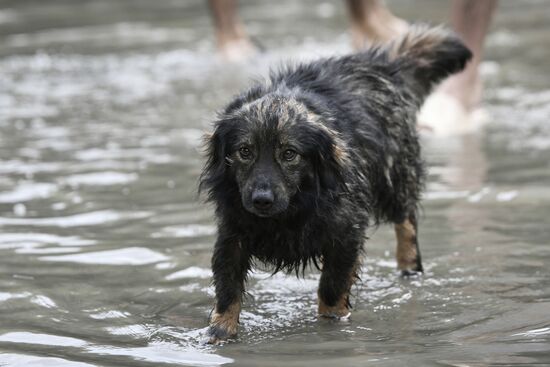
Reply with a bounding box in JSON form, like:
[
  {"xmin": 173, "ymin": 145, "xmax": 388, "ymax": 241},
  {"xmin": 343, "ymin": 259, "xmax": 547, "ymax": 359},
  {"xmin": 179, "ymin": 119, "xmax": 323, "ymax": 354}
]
[
  {"xmin": 40, "ymin": 247, "xmax": 169, "ymax": 265},
  {"xmin": 0, "ymin": 210, "xmax": 151, "ymax": 227}
]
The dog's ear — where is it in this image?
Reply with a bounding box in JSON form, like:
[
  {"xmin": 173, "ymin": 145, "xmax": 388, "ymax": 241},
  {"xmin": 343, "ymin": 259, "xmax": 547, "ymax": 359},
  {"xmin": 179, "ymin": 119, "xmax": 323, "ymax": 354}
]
[
  {"xmin": 199, "ymin": 120, "xmax": 232, "ymax": 200},
  {"xmin": 309, "ymin": 127, "xmax": 349, "ymax": 193}
]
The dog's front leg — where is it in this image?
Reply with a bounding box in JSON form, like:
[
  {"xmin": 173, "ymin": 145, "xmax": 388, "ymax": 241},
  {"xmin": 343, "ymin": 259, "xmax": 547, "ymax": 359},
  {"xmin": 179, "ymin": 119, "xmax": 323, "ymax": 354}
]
[
  {"xmin": 317, "ymin": 244, "xmax": 360, "ymax": 319},
  {"xmin": 207, "ymin": 234, "xmax": 249, "ymax": 344}
]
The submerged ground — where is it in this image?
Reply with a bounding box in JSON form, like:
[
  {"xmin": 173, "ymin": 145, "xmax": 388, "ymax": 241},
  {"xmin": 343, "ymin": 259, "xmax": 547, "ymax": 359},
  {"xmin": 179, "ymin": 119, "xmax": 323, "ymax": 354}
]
[{"xmin": 0, "ymin": 1, "xmax": 549, "ymax": 366}]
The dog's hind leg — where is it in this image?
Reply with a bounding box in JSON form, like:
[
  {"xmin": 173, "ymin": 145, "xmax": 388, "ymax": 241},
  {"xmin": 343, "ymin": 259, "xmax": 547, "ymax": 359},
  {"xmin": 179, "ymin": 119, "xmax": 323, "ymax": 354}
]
[
  {"xmin": 317, "ymin": 243, "xmax": 361, "ymax": 319},
  {"xmin": 394, "ymin": 212, "xmax": 423, "ymax": 276}
]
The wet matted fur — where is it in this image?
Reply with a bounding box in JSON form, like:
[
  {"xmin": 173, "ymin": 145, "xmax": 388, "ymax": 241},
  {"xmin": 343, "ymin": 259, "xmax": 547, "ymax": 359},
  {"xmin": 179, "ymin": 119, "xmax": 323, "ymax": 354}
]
[{"xmin": 200, "ymin": 25, "xmax": 472, "ymax": 343}]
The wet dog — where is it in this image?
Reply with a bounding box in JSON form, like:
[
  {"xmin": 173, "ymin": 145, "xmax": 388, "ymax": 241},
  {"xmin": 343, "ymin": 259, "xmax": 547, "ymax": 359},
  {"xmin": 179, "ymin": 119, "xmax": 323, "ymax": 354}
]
[{"xmin": 200, "ymin": 25, "xmax": 471, "ymax": 343}]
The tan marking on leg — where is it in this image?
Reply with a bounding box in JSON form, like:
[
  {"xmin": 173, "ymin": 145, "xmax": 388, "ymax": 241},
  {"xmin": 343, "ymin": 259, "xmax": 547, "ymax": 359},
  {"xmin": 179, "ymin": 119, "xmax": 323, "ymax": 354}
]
[
  {"xmin": 318, "ymin": 292, "xmax": 351, "ymax": 319},
  {"xmin": 395, "ymin": 219, "xmax": 418, "ymax": 271},
  {"xmin": 318, "ymin": 261, "xmax": 359, "ymax": 319},
  {"xmin": 210, "ymin": 301, "xmax": 241, "ymax": 337}
]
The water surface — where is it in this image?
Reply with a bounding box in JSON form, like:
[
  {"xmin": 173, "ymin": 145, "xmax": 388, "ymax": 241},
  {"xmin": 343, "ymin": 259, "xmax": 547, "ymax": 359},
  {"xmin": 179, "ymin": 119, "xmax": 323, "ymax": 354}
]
[{"xmin": 1, "ymin": 1, "xmax": 549, "ymax": 366}]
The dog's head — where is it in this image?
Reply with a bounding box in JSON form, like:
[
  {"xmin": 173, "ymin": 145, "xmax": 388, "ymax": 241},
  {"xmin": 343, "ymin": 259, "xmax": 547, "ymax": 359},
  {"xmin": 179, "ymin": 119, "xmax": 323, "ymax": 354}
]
[{"xmin": 200, "ymin": 94, "xmax": 349, "ymax": 218}]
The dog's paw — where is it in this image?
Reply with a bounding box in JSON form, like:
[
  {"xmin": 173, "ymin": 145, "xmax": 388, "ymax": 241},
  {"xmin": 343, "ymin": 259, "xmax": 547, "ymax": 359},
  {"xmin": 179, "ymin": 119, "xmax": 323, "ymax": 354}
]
[
  {"xmin": 320, "ymin": 311, "xmax": 351, "ymax": 321},
  {"xmin": 205, "ymin": 324, "xmax": 236, "ymax": 345},
  {"xmin": 318, "ymin": 297, "xmax": 352, "ymax": 321},
  {"xmin": 319, "ymin": 306, "xmax": 352, "ymax": 321},
  {"xmin": 400, "ymin": 269, "xmax": 423, "ymax": 278}
]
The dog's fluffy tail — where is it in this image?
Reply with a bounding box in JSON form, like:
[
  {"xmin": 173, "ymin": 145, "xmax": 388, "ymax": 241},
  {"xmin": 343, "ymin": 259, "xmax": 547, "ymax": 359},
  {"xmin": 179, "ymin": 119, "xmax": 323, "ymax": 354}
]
[{"xmin": 387, "ymin": 25, "xmax": 472, "ymax": 99}]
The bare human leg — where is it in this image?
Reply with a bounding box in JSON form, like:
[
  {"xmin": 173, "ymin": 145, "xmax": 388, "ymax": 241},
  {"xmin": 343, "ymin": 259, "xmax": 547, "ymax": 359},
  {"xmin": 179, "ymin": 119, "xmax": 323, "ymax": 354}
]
[
  {"xmin": 346, "ymin": 0, "xmax": 408, "ymax": 50},
  {"xmin": 418, "ymin": 0, "xmax": 498, "ymax": 135},
  {"xmin": 439, "ymin": 0, "xmax": 498, "ymax": 111},
  {"xmin": 208, "ymin": 0, "xmax": 257, "ymax": 61}
]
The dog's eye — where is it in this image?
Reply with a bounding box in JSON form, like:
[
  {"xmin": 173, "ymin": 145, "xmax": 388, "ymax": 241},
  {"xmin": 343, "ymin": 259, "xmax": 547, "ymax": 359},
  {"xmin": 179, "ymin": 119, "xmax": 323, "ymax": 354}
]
[
  {"xmin": 238, "ymin": 146, "xmax": 252, "ymax": 160},
  {"xmin": 282, "ymin": 149, "xmax": 297, "ymax": 161}
]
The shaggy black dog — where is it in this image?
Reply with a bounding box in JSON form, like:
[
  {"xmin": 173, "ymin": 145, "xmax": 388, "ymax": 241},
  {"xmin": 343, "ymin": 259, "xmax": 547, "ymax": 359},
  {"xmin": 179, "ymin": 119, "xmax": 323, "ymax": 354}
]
[{"xmin": 200, "ymin": 25, "xmax": 471, "ymax": 343}]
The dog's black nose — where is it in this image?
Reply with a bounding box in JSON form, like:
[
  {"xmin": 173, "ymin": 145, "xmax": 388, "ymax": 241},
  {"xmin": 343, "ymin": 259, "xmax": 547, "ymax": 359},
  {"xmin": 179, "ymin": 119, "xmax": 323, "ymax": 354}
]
[{"xmin": 252, "ymin": 189, "xmax": 274, "ymax": 210}]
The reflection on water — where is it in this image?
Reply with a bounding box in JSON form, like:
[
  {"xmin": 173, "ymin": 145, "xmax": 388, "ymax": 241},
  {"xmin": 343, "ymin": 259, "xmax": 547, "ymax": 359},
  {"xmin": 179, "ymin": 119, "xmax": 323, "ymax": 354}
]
[{"xmin": 1, "ymin": 0, "xmax": 550, "ymax": 366}]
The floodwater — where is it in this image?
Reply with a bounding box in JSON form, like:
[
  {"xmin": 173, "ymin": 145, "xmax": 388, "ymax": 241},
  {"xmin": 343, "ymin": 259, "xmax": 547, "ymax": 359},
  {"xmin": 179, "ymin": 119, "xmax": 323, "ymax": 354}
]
[{"xmin": 1, "ymin": 0, "xmax": 549, "ymax": 366}]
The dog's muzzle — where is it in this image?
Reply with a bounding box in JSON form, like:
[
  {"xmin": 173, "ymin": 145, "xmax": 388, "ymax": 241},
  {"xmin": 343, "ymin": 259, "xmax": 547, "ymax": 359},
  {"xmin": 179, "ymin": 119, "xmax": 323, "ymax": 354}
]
[{"xmin": 252, "ymin": 189, "xmax": 274, "ymax": 211}]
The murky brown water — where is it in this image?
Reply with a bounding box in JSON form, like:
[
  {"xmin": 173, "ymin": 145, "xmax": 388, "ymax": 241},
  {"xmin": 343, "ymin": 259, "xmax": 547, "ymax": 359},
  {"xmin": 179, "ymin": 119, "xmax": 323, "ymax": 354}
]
[{"xmin": 1, "ymin": 1, "xmax": 549, "ymax": 366}]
